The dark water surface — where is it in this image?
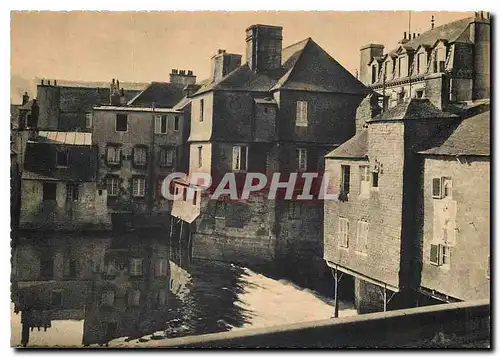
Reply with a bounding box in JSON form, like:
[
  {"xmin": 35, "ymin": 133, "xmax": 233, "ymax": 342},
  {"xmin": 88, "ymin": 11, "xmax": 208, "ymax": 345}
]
[{"xmin": 11, "ymin": 230, "xmax": 347, "ymax": 347}]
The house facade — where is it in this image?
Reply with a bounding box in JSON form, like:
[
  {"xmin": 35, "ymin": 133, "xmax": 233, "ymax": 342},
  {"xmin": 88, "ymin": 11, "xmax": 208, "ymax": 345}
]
[
  {"xmin": 92, "ymin": 72, "xmax": 196, "ymax": 226},
  {"xmin": 19, "ymin": 131, "xmax": 111, "ymax": 231},
  {"xmin": 172, "ymin": 24, "xmax": 367, "ymax": 270},
  {"xmin": 416, "ymin": 109, "xmax": 490, "ymax": 302},
  {"xmin": 324, "ymin": 13, "xmax": 490, "ymax": 313}
]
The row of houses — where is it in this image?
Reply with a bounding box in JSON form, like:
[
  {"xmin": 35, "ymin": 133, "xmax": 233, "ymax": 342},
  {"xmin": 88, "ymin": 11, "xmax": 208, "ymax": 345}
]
[{"xmin": 11, "ymin": 12, "xmax": 490, "ymax": 313}]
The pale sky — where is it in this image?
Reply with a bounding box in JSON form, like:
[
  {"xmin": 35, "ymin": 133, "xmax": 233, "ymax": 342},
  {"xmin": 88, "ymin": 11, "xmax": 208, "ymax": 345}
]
[{"xmin": 11, "ymin": 11, "xmax": 472, "ymax": 102}]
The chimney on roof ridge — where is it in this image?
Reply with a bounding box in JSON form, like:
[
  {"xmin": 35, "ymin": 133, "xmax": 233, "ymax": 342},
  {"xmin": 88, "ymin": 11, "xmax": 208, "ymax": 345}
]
[
  {"xmin": 218, "ymin": 49, "xmax": 226, "ymax": 54},
  {"xmin": 211, "ymin": 50, "xmax": 242, "ymax": 82},
  {"xmin": 187, "ymin": 70, "xmax": 193, "ymax": 76},
  {"xmin": 54, "ymin": 79, "xmax": 57, "ymax": 86},
  {"xmin": 41, "ymin": 79, "xmax": 44, "ymax": 85},
  {"xmin": 47, "ymin": 80, "xmax": 51, "ymax": 86},
  {"xmin": 170, "ymin": 68, "xmax": 196, "ymax": 85},
  {"xmin": 22, "ymin": 92, "xmax": 29, "ymax": 105},
  {"xmin": 431, "ymin": 15, "xmax": 435, "ymax": 29},
  {"xmin": 245, "ymin": 24, "xmax": 283, "ymax": 72},
  {"xmin": 179, "ymin": 70, "xmax": 186, "ymax": 75}
]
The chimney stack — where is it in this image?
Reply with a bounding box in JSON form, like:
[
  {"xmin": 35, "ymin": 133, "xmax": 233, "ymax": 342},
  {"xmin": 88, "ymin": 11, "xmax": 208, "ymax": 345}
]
[
  {"xmin": 359, "ymin": 44, "xmax": 384, "ymax": 86},
  {"xmin": 211, "ymin": 51, "xmax": 242, "ymax": 82},
  {"xmin": 54, "ymin": 79, "xmax": 57, "ymax": 86},
  {"xmin": 47, "ymin": 80, "xmax": 51, "ymax": 86},
  {"xmin": 22, "ymin": 92, "xmax": 29, "ymax": 106},
  {"xmin": 41, "ymin": 79, "xmax": 44, "ymax": 85},
  {"xmin": 245, "ymin": 24, "xmax": 283, "ymax": 72},
  {"xmin": 431, "ymin": 15, "xmax": 435, "ymax": 29},
  {"xmin": 170, "ymin": 69, "xmax": 196, "ymax": 85}
]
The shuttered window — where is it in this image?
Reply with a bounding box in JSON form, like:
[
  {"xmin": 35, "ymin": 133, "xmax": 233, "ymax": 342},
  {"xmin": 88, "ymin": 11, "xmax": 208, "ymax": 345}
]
[
  {"xmin": 430, "ymin": 244, "xmax": 440, "ymax": 265},
  {"xmin": 232, "ymin": 145, "xmax": 248, "ymax": 171},
  {"xmin": 296, "ymin": 101, "xmax": 308, "ymax": 126},
  {"xmin": 338, "ymin": 217, "xmax": 349, "ymax": 248},
  {"xmin": 356, "ymin": 221, "xmax": 369, "ymax": 253},
  {"xmin": 132, "ymin": 177, "xmax": 146, "ymax": 197},
  {"xmin": 106, "ymin": 145, "xmax": 121, "ymax": 165}
]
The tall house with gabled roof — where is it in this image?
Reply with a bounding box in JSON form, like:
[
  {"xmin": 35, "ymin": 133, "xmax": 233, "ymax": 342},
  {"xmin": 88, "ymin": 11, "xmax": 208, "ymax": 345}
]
[
  {"xmin": 172, "ymin": 24, "xmax": 367, "ymax": 272},
  {"xmin": 358, "ymin": 12, "xmax": 490, "ymax": 113}
]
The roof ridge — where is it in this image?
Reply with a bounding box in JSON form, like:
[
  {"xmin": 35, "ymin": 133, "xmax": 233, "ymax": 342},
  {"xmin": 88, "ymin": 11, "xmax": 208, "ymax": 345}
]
[
  {"xmin": 282, "ymin": 37, "xmax": 311, "ymax": 51},
  {"xmin": 272, "ymin": 39, "xmax": 312, "ymax": 91}
]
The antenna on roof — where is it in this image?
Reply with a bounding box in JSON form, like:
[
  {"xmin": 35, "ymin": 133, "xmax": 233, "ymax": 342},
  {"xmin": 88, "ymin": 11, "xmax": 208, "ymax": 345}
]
[
  {"xmin": 408, "ymin": 11, "xmax": 412, "ymax": 42},
  {"xmin": 431, "ymin": 15, "xmax": 435, "ymax": 30}
]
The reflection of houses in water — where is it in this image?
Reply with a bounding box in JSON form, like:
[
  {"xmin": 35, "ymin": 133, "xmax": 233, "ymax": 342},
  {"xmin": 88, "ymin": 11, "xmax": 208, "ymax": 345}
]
[{"xmin": 12, "ymin": 232, "xmax": 254, "ymax": 347}]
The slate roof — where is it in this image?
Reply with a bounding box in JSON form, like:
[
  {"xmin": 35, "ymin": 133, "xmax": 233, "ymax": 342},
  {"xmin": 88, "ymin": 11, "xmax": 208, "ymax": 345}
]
[
  {"xmin": 370, "ymin": 99, "xmax": 458, "ymax": 121},
  {"xmin": 193, "ymin": 37, "xmax": 366, "ymax": 96},
  {"xmin": 416, "ymin": 110, "xmax": 490, "ymax": 157},
  {"xmin": 325, "ymin": 130, "xmax": 368, "ymax": 159},
  {"xmin": 387, "ymin": 17, "xmax": 472, "ymax": 56},
  {"xmin": 127, "ymin": 82, "xmax": 186, "ymax": 108}
]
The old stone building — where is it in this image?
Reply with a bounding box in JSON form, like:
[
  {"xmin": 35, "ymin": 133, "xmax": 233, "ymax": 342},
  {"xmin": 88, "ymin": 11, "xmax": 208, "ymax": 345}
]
[
  {"xmin": 416, "ymin": 109, "xmax": 490, "ymax": 302},
  {"xmin": 36, "ymin": 79, "xmax": 145, "ymax": 131},
  {"xmin": 324, "ymin": 13, "xmax": 490, "ymax": 313},
  {"xmin": 172, "ymin": 24, "xmax": 367, "ymax": 271},
  {"xmin": 19, "ymin": 131, "xmax": 111, "ymax": 231},
  {"xmin": 92, "ymin": 71, "xmax": 198, "ymax": 227},
  {"xmin": 358, "ymin": 12, "xmax": 490, "ymax": 114}
]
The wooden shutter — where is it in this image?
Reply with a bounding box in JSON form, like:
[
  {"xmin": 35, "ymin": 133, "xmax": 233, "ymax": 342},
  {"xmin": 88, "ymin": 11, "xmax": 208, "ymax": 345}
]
[
  {"xmin": 232, "ymin": 146, "xmax": 240, "ymax": 170},
  {"xmin": 154, "ymin": 115, "xmax": 162, "ymax": 133},
  {"xmin": 432, "ymin": 178, "xmax": 442, "ymax": 198},
  {"xmin": 430, "ymin": 244, "xmax": 441, "ymax": 265}
]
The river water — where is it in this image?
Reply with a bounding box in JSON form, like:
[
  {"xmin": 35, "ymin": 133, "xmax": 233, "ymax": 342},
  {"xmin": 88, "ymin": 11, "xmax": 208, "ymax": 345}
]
[{"xmin": 11, "ymin": 230, "xmax": 356, "ymax": 348}]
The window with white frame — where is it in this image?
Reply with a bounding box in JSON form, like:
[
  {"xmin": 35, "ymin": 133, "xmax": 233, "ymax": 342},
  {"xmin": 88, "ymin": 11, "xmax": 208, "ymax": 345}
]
[
  {"xmin": 430, "ymin": 244, "xmax": 451, "ymax": 266},
  {"xmin": 296, "ymin": 101, "xmax": 308, "ymax": 127},
  {"xmin": 85, "ymin": 112, "xmax": 93, "ymax": 129},
  {"xmin": 359, "ymin": 165, "xmax": 370, "ymax": 197},
  {"xmin": 132, "ymin": 177, "xmax": 146, "ymax": 197},
  {"xmin": 129, "ymin": 258, "xmax": 143, "ymax": 276},
  {"xmin": 133, "ymin": 146, "xmax": 147, "ymax": 166},
  {"xmin": 338, "ymin": 217, "xmax": 349, "ymax": 248},
  {"xmin": 356, "ymin": 220, "xmax": 369, "ymax": 253},
  {"xmin": 155, "ymin": 115, "xmax": 168, "ymax": 134},
  {"xmin": 232, "ymin": 145, "xmax": 248, "ymax": 171},
  {"xmin": 106, "ymin": 177, "xmax": 119, "ymax": 197},
  {"xmin": 106, "ymin": 145, "xmax": 121, "ymax": 165},
  {"xmin": 296, "ymin": 148, "xmax": 308, "ymax": 172},
  {"xmin": 160, "ymin": 147, "xmax": 174, "ymax": 167}
]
